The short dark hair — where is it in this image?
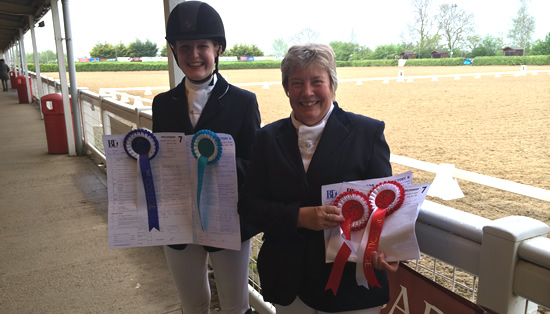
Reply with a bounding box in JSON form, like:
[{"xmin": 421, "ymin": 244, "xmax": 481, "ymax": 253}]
[{"xmin": 281, "ymin": 43, "xmax": 338, "ymax": 99}]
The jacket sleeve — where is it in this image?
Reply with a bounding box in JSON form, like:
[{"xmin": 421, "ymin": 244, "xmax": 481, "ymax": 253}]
[
  {"xmin": 238, "ymin": 128, "xmax": 302, "ymax": 237},
  {"xmin": 366, "ymin": 120, "xmax": 392, "ymax": 178},
  {"xmin": 151, "ymin": 95, "xmax": 161, "ymax": 133},
  {"xmin": 234, "ymin": 90, "xmax": 261, "ymax": 195}
]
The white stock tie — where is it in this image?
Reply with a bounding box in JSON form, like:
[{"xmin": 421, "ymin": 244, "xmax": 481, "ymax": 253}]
[{"xmin": 189, "ymin": 88, "xmax": 208, "ymax": 127}]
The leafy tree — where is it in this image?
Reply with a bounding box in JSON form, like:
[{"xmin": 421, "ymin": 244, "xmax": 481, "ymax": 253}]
[
  {"xmin": 330, "ymin": 41, "xmax": 355, "ymax": 61},
  {"xmin": 26, "ymin": 50, "xmax": 57, "ymax": 64},
  {"xmin": 508, "ymin": 0, "xmax": 535, "ymax": 50},
  {"xmin": 329, "ymin": 41, "xmax": 371, "ymax": 61},
  {"xmin": 126, "ymin": 39, "xmax": 158, "ymax": 57},
  {"xmin": 114, "ymin": 42, "xmax": 128, "ymax": 58},
  {"xmin": 465, "ymin": 34, "xmax": 482, "ymax": 52},
  {"xmin": 272, "ymin": 38, "xmax": 288, "ymax": 58},
  {"xmin": 370, "ymin": 44, "xmax": 406, "ymax": 59},
  {"xmin": 160, "ymin": 44, "xmax": 168, "ymax": 57},
  {"xmin": 350, "ymin": 46, "xmax": 373, "ymax": 61},
  {"xmin": 224, "ymin": 44, "xmax": 264, "ymax": 58},
  {"xmin": 437, "ymin": 4, "xmax": 475, "ymax": 57},
  {"xmin": 529, "ymin": 33, "xmax": 550, "ymax": 55},
  {"xmin": 289, "ymin": 27, "xmax": 319, "ymax": 45},
  {"xmin": 89, "ymin": 42, "xmax": 117, "ymax": 59},
  {"xmin": 468, "ymin": 35, "xmax": 504, "ymax": 57}
]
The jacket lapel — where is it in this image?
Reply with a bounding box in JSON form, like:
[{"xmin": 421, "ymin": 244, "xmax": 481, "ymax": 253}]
[
  {"xmin": 194, "ymin": 74, "xmax": 229, "ymax": 131},
  {"xmin": 168, "ymin": 79, "xmax": 194, "ymax": 134},
  {"xmin": 307, "ymin": 103, "xmax": 351, "ymax": 174},
  {"xmin": 275, "ymin": 119, "xmax": 308, "ymax": 181}
]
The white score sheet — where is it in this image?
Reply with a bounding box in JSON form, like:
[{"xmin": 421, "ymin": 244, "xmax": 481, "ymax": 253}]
[{"xmin": 102, "ymin": 132, "xmax": 240, "ymax": 250}]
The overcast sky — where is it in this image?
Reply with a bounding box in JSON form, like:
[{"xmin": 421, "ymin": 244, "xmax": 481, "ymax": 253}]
[{"xmin": 23, "ymin": 0, "xmax": 550, "ymax": 58}]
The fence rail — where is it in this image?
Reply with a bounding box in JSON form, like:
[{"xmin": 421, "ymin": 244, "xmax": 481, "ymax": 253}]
[{"xmin": 28, "ymin": 71, "xmax": 550, "ymax": 314}]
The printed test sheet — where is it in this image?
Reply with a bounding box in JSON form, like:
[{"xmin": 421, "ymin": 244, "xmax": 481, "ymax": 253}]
[{"xmin": 103, "ymin": 132, "xmax": 240, "ymax": 250}]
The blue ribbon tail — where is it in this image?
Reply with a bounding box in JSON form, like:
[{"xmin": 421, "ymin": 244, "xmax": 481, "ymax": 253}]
[
  {"xmin": 197, "ymin": 155, "xmax": 208, "ymax": 230},
  {"xmin": 140, "ymin": 154, "xmax": 160, "ymax": 231}
]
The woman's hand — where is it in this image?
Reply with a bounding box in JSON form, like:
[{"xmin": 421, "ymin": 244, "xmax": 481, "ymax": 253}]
[
  {"xmin": 372, "ymin": 251, "xmax": 399, "ymax": 272},
  {"xmin": 297, "ymin": 205, "xmax": 345, "ymax": 231}
]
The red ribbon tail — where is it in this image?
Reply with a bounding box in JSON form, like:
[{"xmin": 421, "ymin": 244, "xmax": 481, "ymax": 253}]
[
  {"xmin": 364, "ymin": 266, "xmax": 382, "ymax": 288},
  {"xmin": 325, "ymin": 243, "xmax": 352, "ymax": 295},
  {"xmin": 363, "ymin": 208, "xmax": 386, "ymax": 289}
]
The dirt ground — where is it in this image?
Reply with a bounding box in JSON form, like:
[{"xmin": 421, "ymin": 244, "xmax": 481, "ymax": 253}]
[{"xmin": 45, "ymin": 66, "xmax": 550, "ymax": 312}]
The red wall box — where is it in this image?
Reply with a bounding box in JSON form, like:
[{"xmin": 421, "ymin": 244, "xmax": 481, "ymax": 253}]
[{"xmin": 41, "ymin": 93, "xmax": 73, "ymax": 154}]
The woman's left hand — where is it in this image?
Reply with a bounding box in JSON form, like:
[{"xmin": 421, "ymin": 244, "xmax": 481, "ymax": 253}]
[{"xmin": 371, "ymin": 251, "xmax": 399, "ymax": 272}]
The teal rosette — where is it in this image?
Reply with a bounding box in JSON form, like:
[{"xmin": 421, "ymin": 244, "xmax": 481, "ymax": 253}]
[
  {"xmin": 191, "ymin": 130, "xmax": 223, "ymax": 230},
  {"xmin": 123, "ymin": 129, "xmax": 160, "ymax": 231}
]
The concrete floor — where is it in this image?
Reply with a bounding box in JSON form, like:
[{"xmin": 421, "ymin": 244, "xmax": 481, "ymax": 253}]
[{"xmin": 0, "ymin": 89, "xmax": 183, "ymax": 313}]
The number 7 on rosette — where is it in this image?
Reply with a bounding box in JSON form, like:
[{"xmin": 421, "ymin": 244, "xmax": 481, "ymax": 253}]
[
  {"xmin": 123, "ymin": 129, "xmax": 160, "ymax": 231},
  {"xmin": 191, "ymin": 130, "xmax": 223, "ymax": 231}
]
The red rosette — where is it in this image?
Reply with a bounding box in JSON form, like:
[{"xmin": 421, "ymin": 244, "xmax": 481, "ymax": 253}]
[
  {"xmin": 367, "ymin": 181, "xmax": 405, "ymax": 216},
  {"xmin": 333, "ymin": 190, "xmax": 371, "ymax": 232},
  {"xmin": 326, "ymin": 190, "xmax": 371, "ymax": 295},
  {"xmin": 360, "ymin": 181, "xmax": 405, "ymax": 289}
]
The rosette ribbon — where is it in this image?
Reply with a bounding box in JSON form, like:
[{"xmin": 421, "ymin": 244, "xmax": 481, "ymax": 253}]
[
  {"xmin": 123, "ymin": 129, "xmax": 160, "ymax": 231},
  {"xmin": 325, "ymin": 191, "xmax": 371, "ymax": 295},
  {"xmin": 191, "ymin": 130, "xmax": 222, "ymax": 230},
  {"xmin": 362, "ymin": 181, "xmax": 405, "ymax": 288}
]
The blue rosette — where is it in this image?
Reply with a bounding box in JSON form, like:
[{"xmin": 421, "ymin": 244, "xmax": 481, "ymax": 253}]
[
  {"xmin": 123, "ymin": 129, "xmax": 160, "ymax": 231},
  {"xmin": 191, "ymin": 130, "xmax": 223, "ymax": 230}
]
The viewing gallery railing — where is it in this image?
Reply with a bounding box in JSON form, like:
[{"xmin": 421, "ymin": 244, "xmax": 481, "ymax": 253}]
[{"xmin": 28, "ymin": 71, "xmax": 550, "ymax": 314}]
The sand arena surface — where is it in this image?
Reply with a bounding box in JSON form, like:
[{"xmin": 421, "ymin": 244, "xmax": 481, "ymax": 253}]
[{"xmin": 46, "ymin": 66, "xmax": 550, "ymax": 225}]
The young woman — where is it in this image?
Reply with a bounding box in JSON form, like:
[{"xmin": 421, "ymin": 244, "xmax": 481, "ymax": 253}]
[{"xmin": 152, "ymin": 2, "xmax": 261, "ymax": 313}]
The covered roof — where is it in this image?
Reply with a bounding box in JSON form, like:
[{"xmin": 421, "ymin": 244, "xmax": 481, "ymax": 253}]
[
  {"xmin": 0, "ymin": 0, "xmax": 50, "ymax": 52},
  {"xmin": 502, "ymin": 46, "xmax": 524, "ymax": 51}
]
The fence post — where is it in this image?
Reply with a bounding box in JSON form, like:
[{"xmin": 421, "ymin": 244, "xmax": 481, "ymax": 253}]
[{"xmin": 477, "ymin": 216, "xmax": 550, "ymax": 313}]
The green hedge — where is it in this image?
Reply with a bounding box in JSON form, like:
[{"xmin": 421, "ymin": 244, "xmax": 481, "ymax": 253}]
[
  {"xmin": 219, "ymin": 61, "xmax": 281, "ymax": 70},
  {"xmin": 402, "ymin": 55, "xmax": 550, "ymax": 66},
  {"xmin": 338, "ymin": 60, "xmax": 399, "ymax": 67},
  {"xmin": 27, "ymin": 55, "xmax": 550, "ymax": 72},
  {"xmin": 465, "ymin": 55, "xmax": 550, "ymax": 65},
  {"xmin": 404, "ymin": 58, "xmax": 466, "ymax": 66},
  {"xmin": 27, "ymin": 62, "xmax": 169, "ymax": 72}
]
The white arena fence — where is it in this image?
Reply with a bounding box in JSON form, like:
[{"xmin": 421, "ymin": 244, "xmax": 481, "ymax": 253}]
[{"xmin": 27, "ymin": 69, "xmax": 549, "ymax": 314}]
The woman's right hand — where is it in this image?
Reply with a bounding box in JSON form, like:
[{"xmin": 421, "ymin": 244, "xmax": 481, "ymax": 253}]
[{"xmin": 297, "ymin": 205, "xmax": 345, "ymax": 231}]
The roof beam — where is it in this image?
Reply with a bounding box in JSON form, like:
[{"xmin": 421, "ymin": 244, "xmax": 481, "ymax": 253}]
[
  {"xmin": 0, "ymin": 2, "xmax": 36, "ymax": 15},
  {"xmin": 0, "ymin": 20, "xmax": 22, "ymax": 28}
]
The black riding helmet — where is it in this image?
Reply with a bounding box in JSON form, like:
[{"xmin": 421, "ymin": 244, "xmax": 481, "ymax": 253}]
[{"xmin": 166, "ymin": 1, "xmax": 226, "ymax": 74}]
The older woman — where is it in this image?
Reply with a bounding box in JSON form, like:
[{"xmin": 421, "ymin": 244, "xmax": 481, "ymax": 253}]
[{"xmin": 238, "ymin": 43, "xmax": 397, "ymax": 313}]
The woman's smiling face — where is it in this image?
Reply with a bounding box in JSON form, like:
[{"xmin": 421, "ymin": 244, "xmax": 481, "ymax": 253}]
[
  {"xmin": 174, "ymin": 39, "xmax": 220, "ymax": 82},
  {"xmin": 287, "ymin": 62, "xmax": 333, "ymax": 126}
]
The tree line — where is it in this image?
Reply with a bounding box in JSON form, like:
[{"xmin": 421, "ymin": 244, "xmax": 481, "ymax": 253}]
[{"xmin": 29, "ymin": 0, "xmax": 550, "ymax": 63}]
